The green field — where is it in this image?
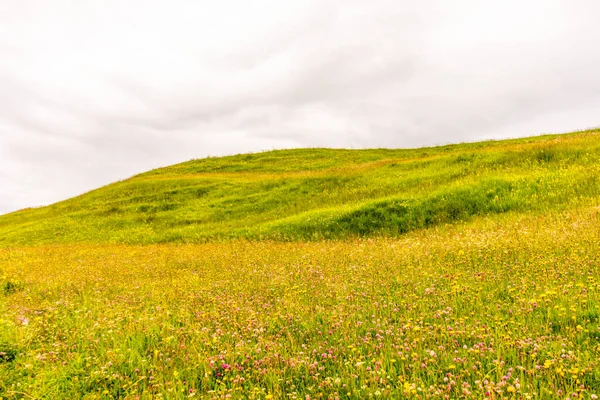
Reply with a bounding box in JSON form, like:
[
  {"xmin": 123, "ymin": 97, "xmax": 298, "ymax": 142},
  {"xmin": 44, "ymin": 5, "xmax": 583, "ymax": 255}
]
[{"xmin": 1, "ymin": 130, "xmax": 600, "ymax": 399}]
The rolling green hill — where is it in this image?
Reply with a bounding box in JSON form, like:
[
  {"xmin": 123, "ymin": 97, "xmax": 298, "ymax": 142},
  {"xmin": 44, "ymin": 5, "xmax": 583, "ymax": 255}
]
[
  {"xmin": 3, "ymin": 129, "xmax": 600, "ymax": 399},
  {"xmin": 1, "ymin": 129, "xmax": 600, "ymax": 246}
]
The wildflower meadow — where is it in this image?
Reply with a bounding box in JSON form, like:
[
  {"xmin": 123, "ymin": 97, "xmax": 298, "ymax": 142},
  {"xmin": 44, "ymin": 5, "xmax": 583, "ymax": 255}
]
[{"xmin": 1, "ymin": 131, "xmax": 600, "ymax": 399}]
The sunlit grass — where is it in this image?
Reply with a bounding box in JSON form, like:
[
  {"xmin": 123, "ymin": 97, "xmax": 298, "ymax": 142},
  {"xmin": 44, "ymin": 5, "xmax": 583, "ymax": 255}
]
[
  {"xmin": 1, "ymin": 129, "xmax": 599, "ymax": 245},
  {"xmin": 1, "ymin": 207, "xmax": 600, "ymax": 398},
  {"xmin": 1, "ymin": 130, "xmax": 600, "ymax": 398}
]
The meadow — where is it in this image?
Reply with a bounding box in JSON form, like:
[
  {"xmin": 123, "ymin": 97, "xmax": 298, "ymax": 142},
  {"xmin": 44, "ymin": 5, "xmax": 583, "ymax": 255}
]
[
  {"xmin": 1, "ymin": 130, "xmax": 600, "ymax": 399},
  {"xmin": 1, "ymin": 130, "xmax": 599, "ymax": 245}
]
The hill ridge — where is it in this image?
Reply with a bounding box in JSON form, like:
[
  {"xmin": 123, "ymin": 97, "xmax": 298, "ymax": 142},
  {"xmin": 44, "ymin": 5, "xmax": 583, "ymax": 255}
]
[{"xmin": 1, "ymin": 129, "xmax": 599, "ymax": 245}]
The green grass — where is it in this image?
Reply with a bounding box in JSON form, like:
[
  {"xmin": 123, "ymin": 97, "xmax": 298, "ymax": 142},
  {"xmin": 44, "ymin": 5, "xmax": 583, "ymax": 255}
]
[
  {"xmin": 1, "ymin": 129, "xmax": 599, "ymax": 246},
  {"xmin": 2, "ymin": 129, "xmax": 600, "ymax": 398},
  {"xmin": 1, "ymin": 209, "xmax": 600, "ymax": 398}
]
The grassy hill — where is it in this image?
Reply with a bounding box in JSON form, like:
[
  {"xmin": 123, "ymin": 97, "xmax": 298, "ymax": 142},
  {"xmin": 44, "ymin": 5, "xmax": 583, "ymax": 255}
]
[
  {"xmin": 2, "ymin": 129, "xmax": 600, "ymax": 398},
  {"xmin": 1, "ymin": 129, "xmax": 600, "ymax": 246}
]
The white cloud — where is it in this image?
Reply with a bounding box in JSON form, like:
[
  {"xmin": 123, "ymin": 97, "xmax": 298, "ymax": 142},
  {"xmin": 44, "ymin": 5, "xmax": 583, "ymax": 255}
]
[{"xmin": 1, "ymin": 0, "xmax": 599, "ymax": 213}]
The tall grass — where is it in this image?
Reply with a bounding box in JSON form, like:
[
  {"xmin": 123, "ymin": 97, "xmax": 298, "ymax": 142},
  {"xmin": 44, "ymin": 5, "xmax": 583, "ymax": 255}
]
[
  {"xmin": 1, "ymin": 130, "xmax": 600, "ymax": 398},
  {"xmin": 1, "ymin": 207, "xmax": 599, "ymax": 398}
]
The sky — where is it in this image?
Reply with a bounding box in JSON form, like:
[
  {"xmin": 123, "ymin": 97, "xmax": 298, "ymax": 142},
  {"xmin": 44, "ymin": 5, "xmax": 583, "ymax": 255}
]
[{"xmin": 1, "ymin": 0, "xmax": 600, "ymax": 214}]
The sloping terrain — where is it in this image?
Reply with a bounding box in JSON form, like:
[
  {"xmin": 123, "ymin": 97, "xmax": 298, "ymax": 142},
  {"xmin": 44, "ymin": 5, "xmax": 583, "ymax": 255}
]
[
  {"xmin": 1, "ymin": 129, "xmax": 600, "ymax": 245},
  {"xmin": 2, "ymin": 201, "xmax": 600, "ymax": 398},
  {"xmin": 2, "ymin": 129, "xmax": 600, "ymax": 398}
]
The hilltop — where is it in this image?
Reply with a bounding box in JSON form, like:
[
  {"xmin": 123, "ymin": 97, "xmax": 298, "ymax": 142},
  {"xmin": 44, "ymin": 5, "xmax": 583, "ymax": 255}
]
[{"xmin": 1, "ymin": 129, "xmax": 599, "ymax": 245}]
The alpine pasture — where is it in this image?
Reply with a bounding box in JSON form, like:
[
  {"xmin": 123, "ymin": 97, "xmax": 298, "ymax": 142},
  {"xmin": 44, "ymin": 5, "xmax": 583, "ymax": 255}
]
[{"xmin": 1, "ymin": 130, "xmax": 600, "ymax": 399}]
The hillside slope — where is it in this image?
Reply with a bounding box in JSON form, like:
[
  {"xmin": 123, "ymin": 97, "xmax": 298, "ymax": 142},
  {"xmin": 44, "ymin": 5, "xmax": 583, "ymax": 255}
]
[{"xmin": 1, "ymin": 129, "xmax": 600, "ymax": 245}]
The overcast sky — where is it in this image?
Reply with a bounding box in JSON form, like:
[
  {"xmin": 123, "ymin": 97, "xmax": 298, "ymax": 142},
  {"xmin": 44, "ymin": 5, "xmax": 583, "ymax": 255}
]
[{"xmin": 1, "ymin": 0, "xmax": 599, "ymax": 214}]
